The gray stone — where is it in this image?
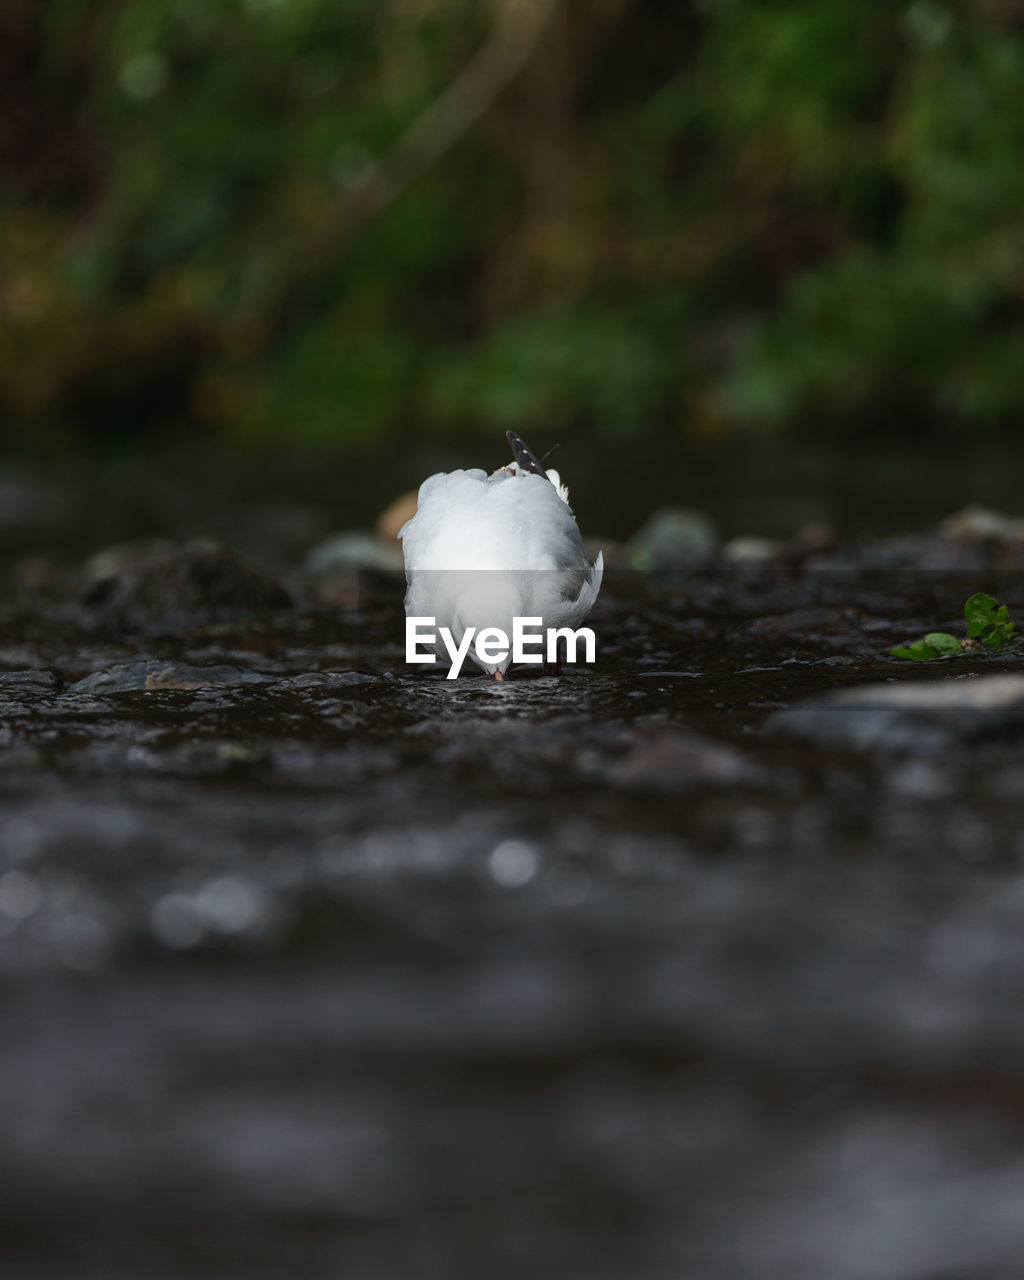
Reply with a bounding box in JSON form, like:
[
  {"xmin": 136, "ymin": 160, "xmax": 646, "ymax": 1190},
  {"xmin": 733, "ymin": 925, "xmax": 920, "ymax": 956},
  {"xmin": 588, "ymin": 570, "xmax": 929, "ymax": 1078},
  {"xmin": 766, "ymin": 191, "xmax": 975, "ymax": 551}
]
[
  {"xmin": 303, "ymin": 532, "xmax": 404, "ymax": 575},
  {"xmin": 83, "ymin": 539, "xmax": 177, "ymax": 585},
  {"xmin": 721, "ymin": 535, "xmax": 783, "ymax": 565},
  {"xmin": 65, "ymin": 661, "xmax": 276, "ymax": 696},
  {"xmin": 939, "ymin": 503, "xmax": 1024, "ymax": 540},
  {"xmin": 769, "ymin": 674, "xmax": 1024, "ymax": 751},
  {"xmin": 627, "ymin": 508, "xmax": 720, "ymax": 570},
  {"xmin": 0, "ymin": 670, "xmax": 60, "ymax": 692},
  {"xmin": 0, "ymin": 670, "xmax": 62, "ymax": 708},
  {"xmin": 79, "ymin": 541, "xmax": 293, "ymax": 629}
]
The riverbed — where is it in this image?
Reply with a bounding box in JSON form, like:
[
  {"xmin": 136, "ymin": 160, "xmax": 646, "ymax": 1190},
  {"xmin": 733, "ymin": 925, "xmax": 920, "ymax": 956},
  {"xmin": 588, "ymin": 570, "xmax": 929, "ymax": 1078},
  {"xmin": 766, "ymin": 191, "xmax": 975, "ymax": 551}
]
[{"xmin": 3, "ymin": 451, "xmax": 1024, "ymax": 1279}]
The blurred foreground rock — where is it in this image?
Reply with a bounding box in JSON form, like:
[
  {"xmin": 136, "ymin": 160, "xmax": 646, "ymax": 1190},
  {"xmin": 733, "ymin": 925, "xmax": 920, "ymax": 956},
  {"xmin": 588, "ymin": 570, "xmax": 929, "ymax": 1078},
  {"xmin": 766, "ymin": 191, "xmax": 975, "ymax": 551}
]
[
  {"xmin": 770, "ymin": 674, "xmax": 1024, "ymax": 752},
  {"xmin": 79, "ymin": 540, "xmax": 292, "ymax": 629}
]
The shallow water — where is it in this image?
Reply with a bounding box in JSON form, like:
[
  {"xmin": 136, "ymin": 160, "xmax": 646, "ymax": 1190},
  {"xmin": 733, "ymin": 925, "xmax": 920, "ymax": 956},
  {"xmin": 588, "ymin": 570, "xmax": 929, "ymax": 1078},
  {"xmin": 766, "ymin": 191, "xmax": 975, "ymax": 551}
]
[{"xmin": 2, "ymin": 530, "xmax": 1024, "ymax": 1278}]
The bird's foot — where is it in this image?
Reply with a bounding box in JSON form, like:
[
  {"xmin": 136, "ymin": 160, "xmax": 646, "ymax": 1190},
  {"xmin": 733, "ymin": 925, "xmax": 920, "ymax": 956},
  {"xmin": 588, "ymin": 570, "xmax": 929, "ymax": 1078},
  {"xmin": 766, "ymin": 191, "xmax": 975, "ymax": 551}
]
[
  {"xmin": 493, "ymin": 670, "xmax": 507, "ymax": 682},
  {"xmin": 545, "ymin": 660, "xmax": 562, "ymax": 676}
]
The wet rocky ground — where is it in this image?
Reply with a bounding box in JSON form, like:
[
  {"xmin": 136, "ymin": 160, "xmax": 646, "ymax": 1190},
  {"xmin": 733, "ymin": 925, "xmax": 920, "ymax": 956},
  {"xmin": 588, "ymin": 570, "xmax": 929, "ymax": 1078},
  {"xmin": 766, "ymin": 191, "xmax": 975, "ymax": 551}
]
[{"xmin": 5, "ymin": 455, "xmax": 1024, "ymax": 1279}]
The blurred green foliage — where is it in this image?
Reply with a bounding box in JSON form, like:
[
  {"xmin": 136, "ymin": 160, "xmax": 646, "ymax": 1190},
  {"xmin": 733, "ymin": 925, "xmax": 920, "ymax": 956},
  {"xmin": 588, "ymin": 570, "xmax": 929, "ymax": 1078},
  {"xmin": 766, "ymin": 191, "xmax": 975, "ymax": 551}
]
[{"xmin": 1, "ymin": 0, "xmax": 1022, "ymax": 454}]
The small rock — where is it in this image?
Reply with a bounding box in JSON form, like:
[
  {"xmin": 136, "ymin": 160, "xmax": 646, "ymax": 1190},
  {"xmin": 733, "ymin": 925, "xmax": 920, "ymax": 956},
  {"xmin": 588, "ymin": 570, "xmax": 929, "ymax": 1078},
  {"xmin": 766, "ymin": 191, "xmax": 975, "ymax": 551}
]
[
  {"xmin": 769, "ymin": 674, "xmax": 1024, "ymax": 752},
  {"xmin": 627, "ymin": 508, "xmax": 720, "ymax": 570},
  {"xmin": 79, "ymin": 541, "xmax": 293, "ymax": 629},
  {"xmin": 376, "ymin": 492, "xmax": 419, "ymax": 544},
  {"xmin": 303, "ymin": 532, "xmax": 404, "ymax": 575},
  {"xmin": 940, "ymin": 504, "xmax": 1024, "ymax": 540},
  {"xmin": 610, "ymin": 730, "xmax": 764, "ymax": 792},
  {"xmin": 0, "ymin": 670, "xmax": 61, "ymax": 693},
  {"xmin": 83, "ymin": 539, "xmax": 177, "ymax": 585},
  {"xmin": 721, "ymin": 536, "xmax": 783, "ymax": 566},
  {"xmin": 0, "ymin": 670, "xmax": 61, "ymax": 706},
  {"xmin": 65, "ymin": 661, "xmax": 275, "ymax": 696}
]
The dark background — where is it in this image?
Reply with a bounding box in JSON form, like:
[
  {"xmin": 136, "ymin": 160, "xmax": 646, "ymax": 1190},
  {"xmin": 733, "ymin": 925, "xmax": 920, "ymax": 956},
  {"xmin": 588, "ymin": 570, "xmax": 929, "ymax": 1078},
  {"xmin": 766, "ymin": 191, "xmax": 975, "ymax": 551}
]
[{"xmin": 3, "ymin": 0, "xmax": 1022, "ymax": 467}]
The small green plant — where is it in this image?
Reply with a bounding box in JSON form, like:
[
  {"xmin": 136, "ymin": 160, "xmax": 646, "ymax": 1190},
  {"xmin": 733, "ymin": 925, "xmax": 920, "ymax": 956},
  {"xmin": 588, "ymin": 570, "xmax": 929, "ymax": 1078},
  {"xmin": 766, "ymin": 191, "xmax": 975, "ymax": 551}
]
[
  {"xmin": 891, "ymin": 592, "xmax": 1016, "ymax": 662},
  {"xmin": 963, "ymin": 592, "xmax": 1016, "ymax": 647}
]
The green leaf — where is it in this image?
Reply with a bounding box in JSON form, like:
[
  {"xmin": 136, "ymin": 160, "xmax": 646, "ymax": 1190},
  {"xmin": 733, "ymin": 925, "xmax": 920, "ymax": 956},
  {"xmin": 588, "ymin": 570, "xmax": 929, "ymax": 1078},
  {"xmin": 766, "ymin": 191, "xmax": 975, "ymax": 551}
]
[
  {"xmin": 962, "ymin": 593, "xmax": 1015, "ymax": 647},
  {"xmin": 892, "ymin": 595, "xmax": 1015, "ymax": 662},
  {"xmin": 909, "ymin": 640, "xmax": 940, "ymax": 661},
  {"xmin": 991, "ymin": 605, "xmax": 1015, "ymax": 641},
  {"xmin": 923, "ymin": 632, "xmax": 961, "ymax": 656},
  {"xmin": 964, "ymin": 592, "xmax": 999, "ymax": 638},
  {"xmin": 891, "ymin": 640, "xmax": 940, "ymax": 661}
]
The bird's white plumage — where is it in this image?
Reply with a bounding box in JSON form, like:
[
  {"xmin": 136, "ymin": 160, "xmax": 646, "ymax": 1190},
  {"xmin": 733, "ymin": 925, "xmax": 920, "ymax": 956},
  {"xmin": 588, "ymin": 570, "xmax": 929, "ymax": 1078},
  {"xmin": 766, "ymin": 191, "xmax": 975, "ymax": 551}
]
[{"xmin": 399, "ymin": 452, "xmax": 602, "ymax": 677}]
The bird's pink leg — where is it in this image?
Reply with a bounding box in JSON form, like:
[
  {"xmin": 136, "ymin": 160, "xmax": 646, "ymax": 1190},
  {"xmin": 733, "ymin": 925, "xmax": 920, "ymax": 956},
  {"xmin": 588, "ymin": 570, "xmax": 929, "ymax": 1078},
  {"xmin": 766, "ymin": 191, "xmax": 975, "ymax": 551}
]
[{"xmin": 493, "ymin": 670, "xmax": 507, "ymax": 682}]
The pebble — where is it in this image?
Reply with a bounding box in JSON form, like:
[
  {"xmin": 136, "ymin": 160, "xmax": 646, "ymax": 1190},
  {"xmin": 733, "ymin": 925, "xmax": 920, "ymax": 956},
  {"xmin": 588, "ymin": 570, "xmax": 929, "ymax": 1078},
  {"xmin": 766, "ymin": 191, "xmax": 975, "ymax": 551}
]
[
  {"xmin": 375, "ymin": 491, "xmax": 419, "ymax": 544},
  {"xmin": 939, "ymin": 503, "xmax": 1024, "ymax": 540},
  {"xmin": 721, "ymin": 535, "xmax": 783, "ymax": 565}
]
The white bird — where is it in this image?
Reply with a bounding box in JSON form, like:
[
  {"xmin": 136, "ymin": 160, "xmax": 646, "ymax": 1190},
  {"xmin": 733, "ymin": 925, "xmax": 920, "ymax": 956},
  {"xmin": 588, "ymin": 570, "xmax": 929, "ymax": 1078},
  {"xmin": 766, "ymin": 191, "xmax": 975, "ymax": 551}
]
[{"xmin": 399, "ymin": 431, "xmax": 603, "ymax": 680}]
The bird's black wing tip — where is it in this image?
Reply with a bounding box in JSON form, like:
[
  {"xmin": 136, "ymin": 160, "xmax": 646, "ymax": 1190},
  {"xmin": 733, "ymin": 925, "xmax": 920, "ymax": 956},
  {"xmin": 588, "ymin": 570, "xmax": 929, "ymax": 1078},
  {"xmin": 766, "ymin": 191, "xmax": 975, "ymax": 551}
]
[{"xmin": 505, "ymin": 430, "xmax": 547, "ymax": 478}]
